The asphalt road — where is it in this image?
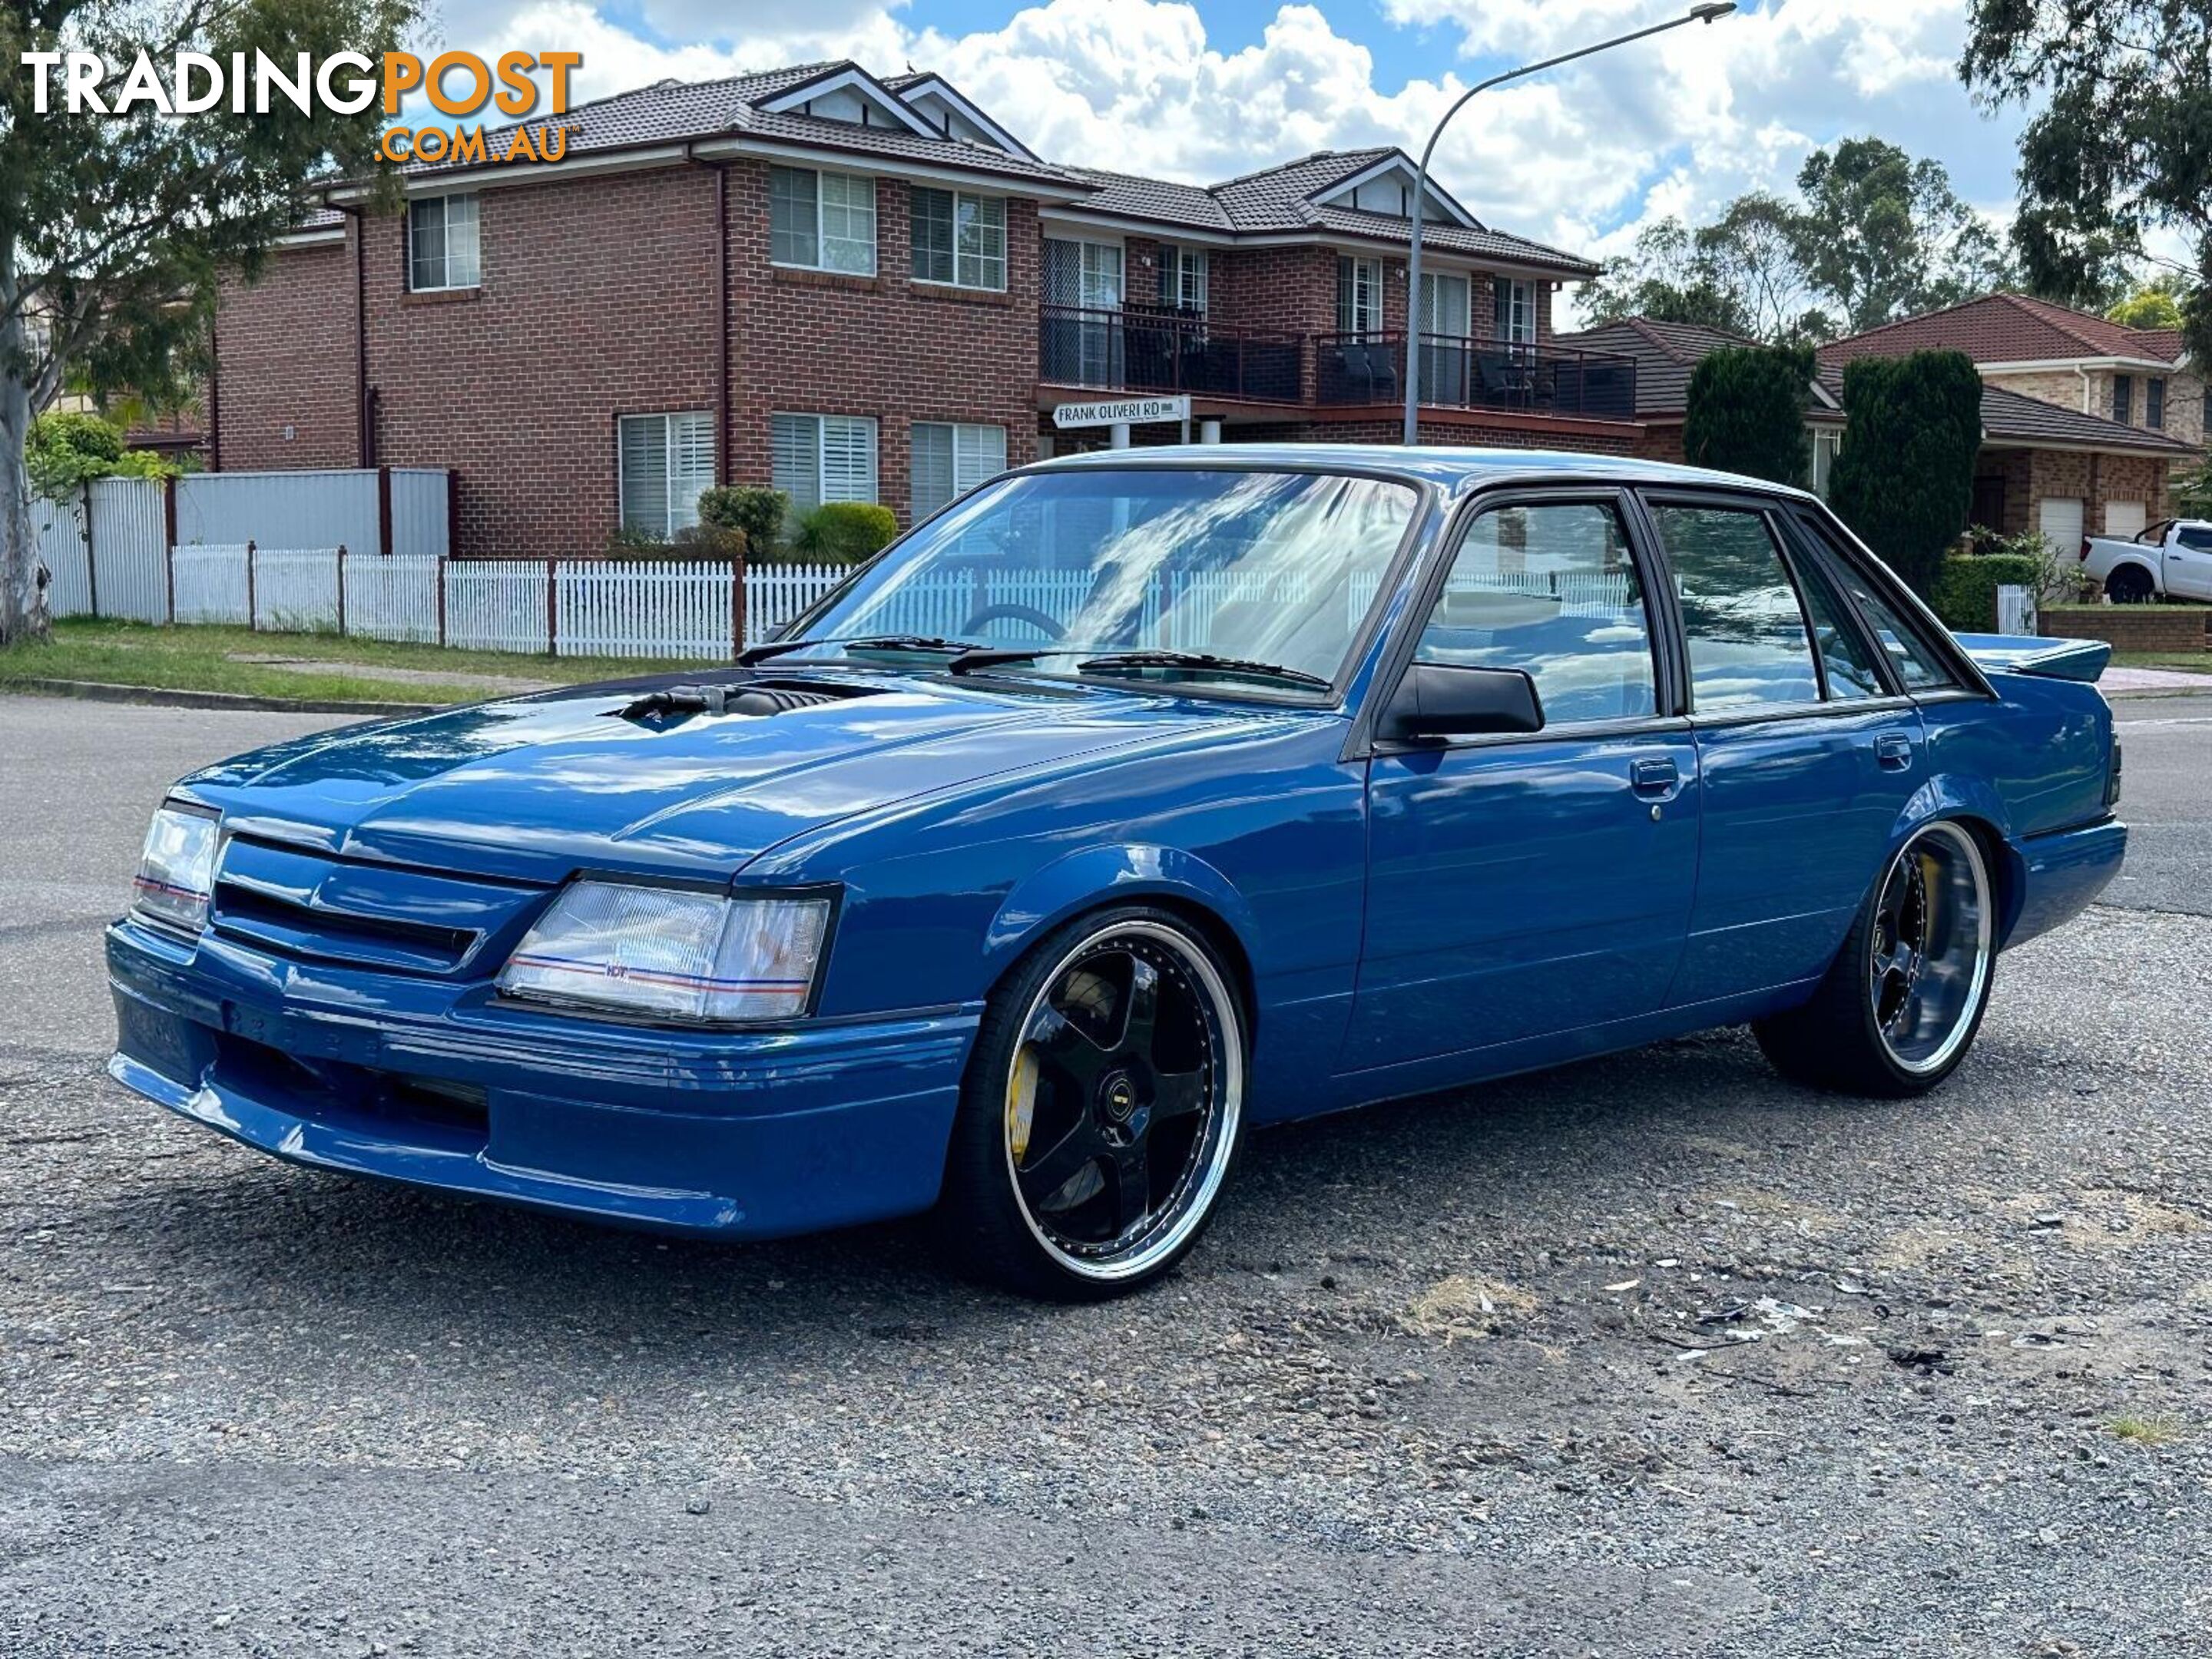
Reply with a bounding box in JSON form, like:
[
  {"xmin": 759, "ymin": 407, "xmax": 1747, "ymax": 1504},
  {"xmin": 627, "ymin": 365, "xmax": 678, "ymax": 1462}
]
[{"xmin": 2, "ymin": 691, "xmax": 2209, "ymax": 1657}]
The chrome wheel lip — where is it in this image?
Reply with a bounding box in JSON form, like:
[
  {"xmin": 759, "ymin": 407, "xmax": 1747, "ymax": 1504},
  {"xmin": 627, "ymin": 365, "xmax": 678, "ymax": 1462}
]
[
  {"xmin": 1001, "ymin": 920, "xmax": 1243, "ymax": 1284},
  {"xmin": 1871, "ymin": 821, "xmax": 1992, "ymax": 1077}
]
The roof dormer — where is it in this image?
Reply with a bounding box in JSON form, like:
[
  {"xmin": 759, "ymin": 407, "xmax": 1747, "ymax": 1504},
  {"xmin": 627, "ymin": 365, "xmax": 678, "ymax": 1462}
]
[
  {"xmin": 1313, "ymin": 153, "xmax": 1480, "ymax": 227},
  {"xmin": 889, "ymin": 73, "xmax": 1040, "ymax": 161},
  {"xmin": 755, "ymin": 64, "xmax": 941, "ymax": 137}
]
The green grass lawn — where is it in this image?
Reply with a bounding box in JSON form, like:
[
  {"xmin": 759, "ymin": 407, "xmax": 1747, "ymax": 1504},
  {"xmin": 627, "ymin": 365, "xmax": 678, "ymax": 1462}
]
[
  {"xmin": 2110, "ymin": 651, "xmax": 2212, "ymax": 674},
  {"xmin": 0, "ymin": 619, "xmax": 702, "ymax": 706}
]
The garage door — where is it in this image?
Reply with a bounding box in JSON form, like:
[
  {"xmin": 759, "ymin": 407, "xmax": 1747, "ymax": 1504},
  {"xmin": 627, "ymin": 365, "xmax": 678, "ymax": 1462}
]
[
  {"xmin": 2105, "ymin": 500, "xmax": 2147, "ymax": 539},
  {"xmin": 2038, "ymin": 495, "xmax": 2085, "ymax": 557}
]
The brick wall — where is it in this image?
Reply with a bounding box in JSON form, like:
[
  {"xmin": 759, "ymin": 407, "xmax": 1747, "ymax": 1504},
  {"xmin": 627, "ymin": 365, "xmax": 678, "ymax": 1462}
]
[
  {"xmin": 214, "ymin": 242, "xmax": 359, "ymax": 471},
  {"xmin": 2040, "ymin": 605, "xmax": 2210, "ymax": 653},
  {"xmin": 724, "ymin": 162, "xmax": 1041, "ymax": 531}
]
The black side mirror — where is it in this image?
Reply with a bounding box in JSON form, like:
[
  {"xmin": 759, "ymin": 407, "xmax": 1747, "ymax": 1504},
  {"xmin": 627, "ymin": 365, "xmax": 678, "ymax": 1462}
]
[{"xmin": 1379, "ymin": 663, "xmax": 1545, "ymax": 742}]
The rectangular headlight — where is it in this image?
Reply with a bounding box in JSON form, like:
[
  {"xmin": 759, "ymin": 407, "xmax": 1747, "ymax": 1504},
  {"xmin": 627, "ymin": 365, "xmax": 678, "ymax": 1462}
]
[
  {"xmin": 132, "ymin": 803, "xmax": 220, "ymax": 934},
  {"xmin": 498, "ymin": 881, "xmax": 830, "ymax": 1024}
]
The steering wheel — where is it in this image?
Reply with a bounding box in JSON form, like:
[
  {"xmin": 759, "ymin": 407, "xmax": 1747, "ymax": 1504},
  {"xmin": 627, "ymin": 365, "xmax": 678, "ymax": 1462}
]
[{"xmin": 960, "ymin": 604, "xmax": 1065, "ymax": 641}]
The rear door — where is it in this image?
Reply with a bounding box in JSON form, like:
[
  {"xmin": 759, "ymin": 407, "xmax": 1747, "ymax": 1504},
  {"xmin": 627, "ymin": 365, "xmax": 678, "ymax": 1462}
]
[
  {"xmin": 1344, "ymin": 492, "xmax": 1699, "ymax": 1068},
  {"xmin": 1637, "ymin": 492, "xmax": 1926, "ymax": 1008}
]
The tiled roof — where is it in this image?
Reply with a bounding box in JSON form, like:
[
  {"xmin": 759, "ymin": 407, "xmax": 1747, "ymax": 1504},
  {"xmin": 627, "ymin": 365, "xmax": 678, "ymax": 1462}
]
[
  {"xmin": 2124, "ymin": 326, "xmax": 2187, "ymax": 360},
  {"xmin": 1819, "ymin": 293, "xmax": 2186, "ymax": 369},
  {"xmin": 339, "ymin": 61, "xmax": 1603, "ymax": 273},
  {"xmin": 1978, "ymin": 382, "xmax": 2197, "ymax": 452},
  {"xmin": 1552, "ymin": 317, "xmax": 1792, "ymax": 414},
  {"xmin": 1058, "ymin": 167, "xmax": 1234, "ymax": 231}
]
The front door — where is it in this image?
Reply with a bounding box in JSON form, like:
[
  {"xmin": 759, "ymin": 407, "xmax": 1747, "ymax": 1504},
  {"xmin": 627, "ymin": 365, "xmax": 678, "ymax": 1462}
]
[
  {"xmin": 1641, "ymin": 496, "xmax": 1929, "ymax": 1006},
  {"xmin": 1044, "ymin": 238, "xmax": 1125, "ymax": 386},
  {"xmin": 2165, "ymin": 523, "xmax": 2212, "ymax": 600},
  {"xmin": 1346, "ymin": 495, "xmax": 1700, "ymax": 1069}
]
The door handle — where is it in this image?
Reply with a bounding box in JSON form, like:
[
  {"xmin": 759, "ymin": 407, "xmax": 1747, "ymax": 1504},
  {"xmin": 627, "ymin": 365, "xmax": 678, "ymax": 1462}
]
[
  {"xmin": 1875, "ymin": 731, "xmax": 1914, "ymax": 771},
  {"xmin": 1630, "ymin": 757, "xmax": 1680, "ymax": 797}
]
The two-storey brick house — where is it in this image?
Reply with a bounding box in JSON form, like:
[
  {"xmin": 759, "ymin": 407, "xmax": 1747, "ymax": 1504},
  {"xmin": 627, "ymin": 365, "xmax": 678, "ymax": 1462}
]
[
  {"xmin": 209, "ymin": 60, "xmax": 1637, "ymax": 557},
  {"xmin": 1818, "ymin": 293, "xmax": 2206, "ymax": 549}
]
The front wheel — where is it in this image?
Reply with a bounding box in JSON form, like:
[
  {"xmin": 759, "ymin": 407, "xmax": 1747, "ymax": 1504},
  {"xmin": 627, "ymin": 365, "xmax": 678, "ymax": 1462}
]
[
  {"xmin": 1754, "ymin": 820, "xmax": 1996, "ymax": 1098},
  {"xmin": 938, "ymin": 907, "xmax": 1246, "ymax": 1298}
]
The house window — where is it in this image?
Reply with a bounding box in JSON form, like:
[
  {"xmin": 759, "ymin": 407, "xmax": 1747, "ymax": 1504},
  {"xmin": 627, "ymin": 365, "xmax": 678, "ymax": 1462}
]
[
  {"xmin": 408, "ymin": 194, "xmax": 479, "ymax": 291},
  {"xmin": 1810, "ymin": 428, "xmax": 1843, "ymax": 498},
  {"xmin": 769, "ymin": 166, "xmax": 876, "ymax": 275},
  {"xmin": 1492, "ymin": 278, "xmax": 1535, "ymax": 345},
  {"xmin": 2113, "ymin": 373, "xmax": 2133, "ymax": 426},
  {"xmin": 618, "ymin": 412, "xmax": 715, "ymax": 540},
  {"xmin": 1336, "ymin": 257, "xmax": 1382, "ymax": 337},
  {"xmin": 1159, "ymin": 246, "xmax": 1208, "ymax": 315},
  {"xmin": 911, "ymin": 189, "xmax": 1006, "ymax": 290},
  {"xmin": 2147, "ymin": 376, "xmax": 2167, "ymax": 429},
  {"xmin": 771, "ymin": 413, "xmax": 878, "ymax": 514},
  {"xmin": 911, "ymin": 422, "xmax": 1007, "ymax": 519}
]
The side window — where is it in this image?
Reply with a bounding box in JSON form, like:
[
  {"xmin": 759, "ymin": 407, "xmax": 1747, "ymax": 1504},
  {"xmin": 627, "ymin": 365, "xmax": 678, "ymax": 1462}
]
[
  {"xmin": 1651, "ymin": 504, "xmax": 1820, "ymax": 712},
  {"xmin": 1414, "ymin": 501, "xmax": 1657, "ymax": 724},
  {"xmin": 2177, "ymin": 527, "xmax": 2212, "ymax": 553},
  {"xmin": 1790, "ymin": 552, "xmax": 1883, "ymax": 699},
  {"xmin": 1793, "ymin": 515, "xmax": 1955, "ymax": 689}
]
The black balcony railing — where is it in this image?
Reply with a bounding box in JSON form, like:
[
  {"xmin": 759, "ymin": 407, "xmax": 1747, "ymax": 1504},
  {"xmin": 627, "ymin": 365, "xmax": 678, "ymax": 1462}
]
[
  {"xmin": 1314, "ymin": 332, "xmax": 1638, "ymax": 421},
  {"xmin": 1040, "ymin": 304, "xmax": 1304, "ymax": 404}
]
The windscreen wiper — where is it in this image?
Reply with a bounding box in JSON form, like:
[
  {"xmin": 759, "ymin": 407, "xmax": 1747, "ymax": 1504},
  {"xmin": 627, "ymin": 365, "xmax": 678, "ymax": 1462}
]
[
  {"xmin": 736, "ymin": 634, "xmax": 980, "ymax": 666},
  {"xmin": 1074, "ymin": 649, "xmax": 1334, "ymax": 692}
]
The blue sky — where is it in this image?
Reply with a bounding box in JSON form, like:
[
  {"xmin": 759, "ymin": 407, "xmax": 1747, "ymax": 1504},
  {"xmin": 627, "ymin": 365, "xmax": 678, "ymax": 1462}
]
[{"xmin": 447, "ymin": 0, "xmax": 2031, "ymax": 313}]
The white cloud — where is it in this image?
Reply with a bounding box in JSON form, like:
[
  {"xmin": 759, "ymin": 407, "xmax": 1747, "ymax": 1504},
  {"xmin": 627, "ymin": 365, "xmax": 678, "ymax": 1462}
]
[{"xmin": 416, "ymin": 0, "xmax": 2023, "ymax": 308}]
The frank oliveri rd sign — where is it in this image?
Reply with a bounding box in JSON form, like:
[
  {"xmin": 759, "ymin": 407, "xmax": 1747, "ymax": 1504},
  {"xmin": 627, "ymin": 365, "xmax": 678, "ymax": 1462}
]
[{"xmin": 1051, "ymin": 396, "xmax": 1192, "ymax": 429}]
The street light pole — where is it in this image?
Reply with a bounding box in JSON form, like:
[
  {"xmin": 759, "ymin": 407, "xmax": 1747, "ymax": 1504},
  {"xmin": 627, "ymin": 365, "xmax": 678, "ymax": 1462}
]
[{"xmin": 1401, "ymin": 2, "xmax": 1738, "ymax": 445}]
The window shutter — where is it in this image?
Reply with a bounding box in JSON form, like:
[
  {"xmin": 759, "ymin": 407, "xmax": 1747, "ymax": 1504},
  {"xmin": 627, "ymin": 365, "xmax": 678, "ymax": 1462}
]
[
  {"xmin": 670, "ymin": 412, "xmax": 715, "ymax": 531},
  {"xmin": 821, "ymin": 416, "xmax": 877, "ymax": 502},
  {"xmin": 772, "ymin": 415, "xmax": 821, "ymax": 514},
  {"xmin": 619, "ymin": 416, "xmax": 667, "ymax": 536},
  {"xmin": 911, "ymin": 423, "xmax": 955, "ymax": 519},
  {"xmin": 955, "ymin": 425, "xmax": 1006, "ymax": 494}
]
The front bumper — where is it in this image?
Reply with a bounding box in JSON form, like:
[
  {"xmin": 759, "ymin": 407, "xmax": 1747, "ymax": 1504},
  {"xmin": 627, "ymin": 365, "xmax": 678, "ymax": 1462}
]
[{"xmin": 107, "ymin": 919, "xmax": 979, "ymax": 1239}]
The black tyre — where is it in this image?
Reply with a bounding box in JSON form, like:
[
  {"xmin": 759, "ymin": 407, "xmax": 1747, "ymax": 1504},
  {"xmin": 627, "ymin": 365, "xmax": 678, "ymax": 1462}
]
[
  {"xmin": 2107, "ymin": 565, "xmax": 2156, "ymax": 604},
  {"xmin": 1754, "ymin": 820, "xmax": 1996, "ymax": 1098},
  {"xmin": 938, "ymin": 906, "xmax": 1246, "ymax": 1298}
]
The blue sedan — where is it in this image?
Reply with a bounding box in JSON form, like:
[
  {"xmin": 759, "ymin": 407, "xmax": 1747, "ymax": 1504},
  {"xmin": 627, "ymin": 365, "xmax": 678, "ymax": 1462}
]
[{"xmin": 107, "ymin": 448, "xmax": 2125, "ymax": 1296}]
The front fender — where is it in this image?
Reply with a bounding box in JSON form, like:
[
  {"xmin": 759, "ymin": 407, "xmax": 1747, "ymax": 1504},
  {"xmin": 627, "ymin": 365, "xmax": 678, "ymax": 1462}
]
[{"xmin": 984, "ymin": 843, "xmax": 1260, "ymax": 972}]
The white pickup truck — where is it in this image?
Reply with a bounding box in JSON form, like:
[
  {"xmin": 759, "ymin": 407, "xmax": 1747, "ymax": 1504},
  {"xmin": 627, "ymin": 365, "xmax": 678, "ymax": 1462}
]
[{"xmin": 2079, "ymin": 518, "xmax": 2212, "ymax": 602}]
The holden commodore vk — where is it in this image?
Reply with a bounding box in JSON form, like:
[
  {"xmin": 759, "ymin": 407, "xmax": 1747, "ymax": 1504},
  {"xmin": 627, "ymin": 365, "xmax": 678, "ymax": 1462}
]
[{"xmin": 106, "ymin": 448, "xmax": 2126, "ymax": 1297}]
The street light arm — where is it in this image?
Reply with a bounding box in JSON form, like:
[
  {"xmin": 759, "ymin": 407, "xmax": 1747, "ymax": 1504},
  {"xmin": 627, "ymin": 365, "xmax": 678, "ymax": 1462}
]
[{"xmin": 1402, "ymin": 3, "xmax": 1738, "ymax": 444}]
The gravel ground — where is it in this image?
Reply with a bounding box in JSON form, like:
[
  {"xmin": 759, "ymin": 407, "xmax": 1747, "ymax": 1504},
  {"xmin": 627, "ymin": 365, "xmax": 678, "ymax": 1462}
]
[{"xmin": 2, "ymin": 694, "xmax": 2207, "ymax": 1656}]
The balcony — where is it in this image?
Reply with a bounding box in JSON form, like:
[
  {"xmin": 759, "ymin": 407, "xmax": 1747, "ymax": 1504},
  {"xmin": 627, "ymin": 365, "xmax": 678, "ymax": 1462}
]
[
  {"xmin": 1038, "ymin": 310, "xmax": 1638, "ymax": 426},
  {"xmin": 1040, "ymin": 304, "xmax": 1306, "ymax": 404},
  {"xmin": 1314, "ymin": 333, "xmax": 1638, "ymax": 421}
]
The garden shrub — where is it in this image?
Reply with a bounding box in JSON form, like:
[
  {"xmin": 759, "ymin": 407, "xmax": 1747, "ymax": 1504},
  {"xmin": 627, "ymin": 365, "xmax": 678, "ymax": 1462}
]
[
  {"xmin": 794, "ymin": 502, "xmax": 899, "ymax": 562},
  {"xmin": 698, "ymin": 485, "xmax": 787, "ymax": 552},
  {"xmin": 1826, "ymin": 349, "xmax": 1983, "ymax": 600},
  {"xmin": 1932, "ymin": 551, "xmax": 2043, "ymax": 631},
  {"xmin": 1683, "ymin": 344, "xmax": 1814, "ymax": 487}
]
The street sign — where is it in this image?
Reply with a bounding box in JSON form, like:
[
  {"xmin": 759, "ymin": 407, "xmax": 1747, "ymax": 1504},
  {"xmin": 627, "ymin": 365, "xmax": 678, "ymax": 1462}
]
[{"xmin": 1051, "ymin": 396, "xmax": 1192, "ymax": 429}]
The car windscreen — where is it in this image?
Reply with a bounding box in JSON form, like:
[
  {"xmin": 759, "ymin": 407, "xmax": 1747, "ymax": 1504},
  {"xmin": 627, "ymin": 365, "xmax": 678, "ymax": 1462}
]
[{"xmin": 787, "ymin": 467, "xmax": 1420, "ymax": 689}]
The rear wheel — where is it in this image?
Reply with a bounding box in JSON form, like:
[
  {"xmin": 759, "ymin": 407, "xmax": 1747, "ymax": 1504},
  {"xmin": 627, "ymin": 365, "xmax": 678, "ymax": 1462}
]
[
  {"xmin": 1754, "ymin": 821, "xmax": 1996, "ymax": 1098},
  {"xmin": 2107, "ymin": 565, "xmax": 2156, "ymax": 604},
  {"xmin": 938, "ymin": 907, "xmax": 1245, "ymax": 1298}
]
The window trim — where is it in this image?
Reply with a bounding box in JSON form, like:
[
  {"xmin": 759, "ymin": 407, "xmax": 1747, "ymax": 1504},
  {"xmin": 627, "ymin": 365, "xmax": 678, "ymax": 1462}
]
[
  {"xmin": 1158, "ymin": 244, "xmax": 1208, "ymax": 316},
  {"xmin": 909, "ymin": 186, "xmax": 1008, "ymax": 292},
  {"xmin": 1492, "ymin": 277, "xmax": 1536, "ymax": 346},
  {"xmin": 2113, "ymin": 373, "xmax": 2134, "ymax": 426},
  {"xmin": 1777, "ymin": 499, "xmax": 1992, "ymax": 700},
  {"xmin": 407, "ymin": 192, "xmax": 480, "ymax": 293},
  {"xmin": 615, "ymin": 409, "xmax": 717, "ymax": 541},
  {"xmin": 768, "ymin": 164, "xmax": 879, "ymax": 276},
  {"xmin": 1337, "ymin": 256, "xmax": 1384, "ymax": 338},
  {"xmin": 2147, "ymin": 375, "xmax": 2167, "ymax": 429}
]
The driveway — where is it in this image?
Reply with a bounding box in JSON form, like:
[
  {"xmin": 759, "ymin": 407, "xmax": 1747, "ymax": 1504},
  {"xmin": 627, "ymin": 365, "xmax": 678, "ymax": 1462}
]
[{"xmin": 2, "ymin": 694, "xmax": 2207, "ymax": 1656}]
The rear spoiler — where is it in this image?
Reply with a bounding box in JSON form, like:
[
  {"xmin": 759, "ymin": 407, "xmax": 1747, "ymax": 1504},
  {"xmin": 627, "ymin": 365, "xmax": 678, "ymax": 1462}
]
[{"xmin": 1950, "ymin": 632, "xmax": 2112, "ymax": 684}]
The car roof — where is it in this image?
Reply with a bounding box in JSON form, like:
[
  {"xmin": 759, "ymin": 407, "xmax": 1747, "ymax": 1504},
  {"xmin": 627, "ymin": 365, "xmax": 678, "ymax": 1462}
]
[{"xmin": 1028, "ymin": 442, "xmax": 1816, "ymax": 502}]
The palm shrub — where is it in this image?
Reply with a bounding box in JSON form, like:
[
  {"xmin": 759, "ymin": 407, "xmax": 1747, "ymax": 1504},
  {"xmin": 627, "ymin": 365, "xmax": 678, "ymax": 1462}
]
[
  {"xmin": 1682, "ymin": 344, "xmax": 1813, "ymax": 486},
  {"xmin": 1826, "ymin": 350, "xmax": 1983, "ymax": 599},
  {"xmin": 795, "ymin": 502, "xmax": 899, "ymax": 562}
]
